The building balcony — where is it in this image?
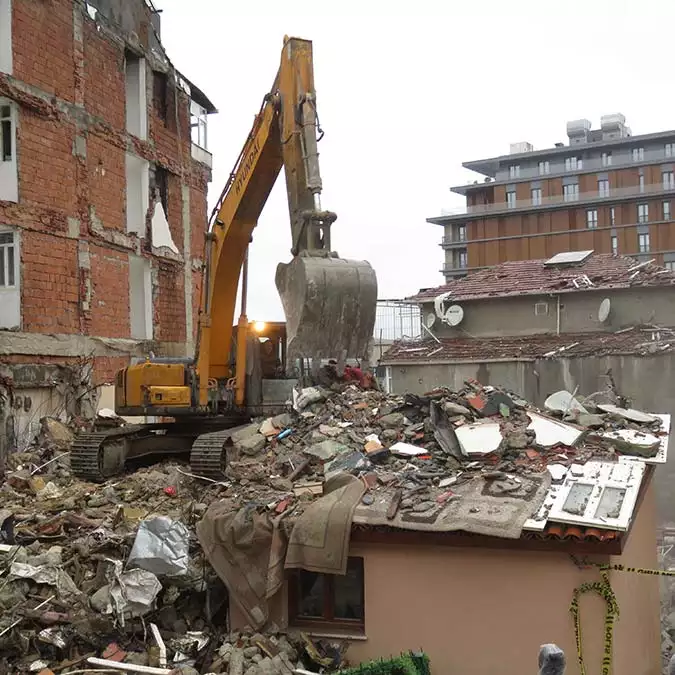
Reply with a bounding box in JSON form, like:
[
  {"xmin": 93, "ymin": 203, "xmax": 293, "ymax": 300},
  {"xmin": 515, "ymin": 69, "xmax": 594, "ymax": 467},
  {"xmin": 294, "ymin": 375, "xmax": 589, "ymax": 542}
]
[
  {"xmin": 441, "ymin": 235, "xmax": 468, "ymax": 248},
  {"xmin": 435, "ymin": 182, "xmax": 675, "ymax": 221}
]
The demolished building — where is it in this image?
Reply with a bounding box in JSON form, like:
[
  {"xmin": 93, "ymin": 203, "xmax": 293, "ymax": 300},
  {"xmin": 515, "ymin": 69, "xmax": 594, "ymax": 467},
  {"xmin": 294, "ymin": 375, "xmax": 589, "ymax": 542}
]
[{"xmin": 0, "ymin": 0, "xmax": 216, "ymax": 462}]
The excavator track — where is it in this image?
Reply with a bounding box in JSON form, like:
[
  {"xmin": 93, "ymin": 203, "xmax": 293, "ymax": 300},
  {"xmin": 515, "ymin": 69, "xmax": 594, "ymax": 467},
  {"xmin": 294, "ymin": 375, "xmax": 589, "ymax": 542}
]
[
  {"xmin": 189, "ymin": 430, "xmax": 235, "ymax": 481},
  {"xmin": 70, "ymin": 431, "xmax": 126, "ymax": 482}
]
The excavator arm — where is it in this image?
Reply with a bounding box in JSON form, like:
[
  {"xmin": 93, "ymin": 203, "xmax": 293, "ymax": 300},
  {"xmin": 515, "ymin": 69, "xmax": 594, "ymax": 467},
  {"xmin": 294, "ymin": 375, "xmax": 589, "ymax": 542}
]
[{"xmin": 196, "ymin": 36, "xmax": 377, "ymax": 408}]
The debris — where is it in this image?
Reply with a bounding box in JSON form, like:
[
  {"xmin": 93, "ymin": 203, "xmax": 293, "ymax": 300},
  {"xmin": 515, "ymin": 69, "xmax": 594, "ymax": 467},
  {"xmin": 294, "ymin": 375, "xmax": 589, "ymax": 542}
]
[
  {"xmin": 527, "ymin": 412, "xmax": 584, "ymax": 448},
  {"xmin": 545, "ymin": 390, "xmax": 588, "ymax": 415},
  {"xmin": 304, "ymin": 439, "xmax": 346, "ymax": 461},
  {"xmin": 127, "ymin": 516, "xmax": 190, "ymax": 576},
  {"xmin": 454, "ymin": 421, "xmax": 502, "ymax": 456},
  {"xmin": 86, "ymin": 657, "xmax": 173, "ymax": 674},
  {"xmin": 596, "ymin": 403, "xmax": 657, "ymax": 423},
  {"xmin": 390, "ymin": 442, "xmax": 428, "ymax": 457}
]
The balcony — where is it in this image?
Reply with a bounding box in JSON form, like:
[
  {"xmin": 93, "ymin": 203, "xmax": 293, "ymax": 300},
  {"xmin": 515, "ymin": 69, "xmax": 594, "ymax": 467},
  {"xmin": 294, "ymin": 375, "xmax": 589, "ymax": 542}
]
[
  {"xmin": 441, "ymin": 234, "xmax": 468, "ymax": 248},
  {"xmin": 438, "ymin": 182, "xmax": 675, "ymax": 219}
]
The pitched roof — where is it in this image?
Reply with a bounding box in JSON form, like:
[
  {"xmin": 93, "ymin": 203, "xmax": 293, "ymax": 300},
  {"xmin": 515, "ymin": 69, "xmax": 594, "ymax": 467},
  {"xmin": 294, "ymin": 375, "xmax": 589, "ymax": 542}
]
[
  {"xmin": 380, "ymin": 326, "xmax": 675, "ymax": 363},
  {"xmin": 409, "ymin": 254, "xmax": 675, "ymax": 303}
]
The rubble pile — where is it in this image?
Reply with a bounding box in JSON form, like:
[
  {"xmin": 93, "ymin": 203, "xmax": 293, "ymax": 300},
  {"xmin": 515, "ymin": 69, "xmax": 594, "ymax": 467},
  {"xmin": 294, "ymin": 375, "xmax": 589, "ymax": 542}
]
[{"xmin": 0, "ymin": 381, "xmax": 669, "ymax": 674}]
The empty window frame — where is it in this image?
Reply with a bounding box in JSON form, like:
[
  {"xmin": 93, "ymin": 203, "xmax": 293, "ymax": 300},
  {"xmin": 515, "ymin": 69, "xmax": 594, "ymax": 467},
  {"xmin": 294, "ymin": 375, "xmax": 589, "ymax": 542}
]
[
  {"xmin": 586, "ymin": 209, "xmax": 598, "ymax": 229},
  {"xmin": 565, "ymin": 156, "xmax": 581, "ymax": 171},
  {"xmin": 637, "ymin": 203, "xmax": 649, "ymax": 223},
  {"xmin": 531, "ymin": 188, "xmax": 542, "ymax": 206},
  {"xmin": 153, "ymin": 71, "xmax": 168, "ymax": 122},
  {"xmin": 598, "ymin": 179, "xmax": 610, "ymax": 197},
  {"xmin": 563, "ymin": 183, "xmax": 579, "ymax": 202}
]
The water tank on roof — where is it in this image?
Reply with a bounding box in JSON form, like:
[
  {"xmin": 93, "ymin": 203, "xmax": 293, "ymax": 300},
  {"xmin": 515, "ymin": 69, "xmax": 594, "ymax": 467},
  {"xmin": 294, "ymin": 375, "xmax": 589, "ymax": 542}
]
[
  {"xmin": 600, "ymin": 113, "xmax": 630, "ymax": 140},
  {"xmin": 566, "ymin": 119, "xmax": 592, "ymax": 145},
  {"xmin": 509, "ymin": 141, "xmax": 534, "ymax": 155}
]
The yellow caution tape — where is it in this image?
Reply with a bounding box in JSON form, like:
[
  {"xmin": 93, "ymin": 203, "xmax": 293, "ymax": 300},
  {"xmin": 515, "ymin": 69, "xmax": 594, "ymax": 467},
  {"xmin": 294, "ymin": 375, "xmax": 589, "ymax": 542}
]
[{"xmin": 569, "ymin": 555, "xmax": 675, "ymax": 675}]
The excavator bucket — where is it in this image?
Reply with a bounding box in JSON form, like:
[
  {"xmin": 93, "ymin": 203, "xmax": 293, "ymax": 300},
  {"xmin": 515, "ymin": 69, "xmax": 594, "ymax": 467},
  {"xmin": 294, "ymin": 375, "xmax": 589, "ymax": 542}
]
[{"xmin": 275, "ymin": 255, "xmax": 378, "ymax": 363}]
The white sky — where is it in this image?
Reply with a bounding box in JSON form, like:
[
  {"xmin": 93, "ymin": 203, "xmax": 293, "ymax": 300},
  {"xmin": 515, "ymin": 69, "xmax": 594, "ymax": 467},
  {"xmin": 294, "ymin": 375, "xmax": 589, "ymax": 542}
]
[{"xmin": 153, "ymin": 0, "xmax": 672, "ymax": 322}]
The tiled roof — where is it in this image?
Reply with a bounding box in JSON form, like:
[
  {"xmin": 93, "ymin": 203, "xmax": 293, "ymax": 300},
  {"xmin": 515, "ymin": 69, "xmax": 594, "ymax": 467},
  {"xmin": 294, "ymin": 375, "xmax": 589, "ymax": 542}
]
[
  {"xmin": 380, "ymin": 327, "xmax": 675, "ymax": 363},
  {"xmin": 409, "ymin": 254, "xmax": 675, "ymax": 303}
]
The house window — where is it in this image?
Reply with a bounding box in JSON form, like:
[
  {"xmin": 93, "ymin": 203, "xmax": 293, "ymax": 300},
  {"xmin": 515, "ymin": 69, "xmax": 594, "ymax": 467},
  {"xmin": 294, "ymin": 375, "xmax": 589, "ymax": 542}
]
[
  {"xmin": 611, "ymin": 235, "xmax": 618, "ymax": 254},
  {"xmin": 666, "ymin": 144, "xmax": 674, "ymax": 158},
  {"xmin": 288, "ymin": 557, "xmax": 364, "ymax": 631},
  {"xmin": 458, "ymin": 250, "xmax": 468, "ymax": 268},
  {"xmin": 0, "ymin": 0, "xmax": 11, "ymax": 75},
  {"xmin": 601, "ymin": 152, "xmax": 612, "ymax": 167},
  {"xmin": 639, "ymin": 174, "xmax": 645, "ymax": 193},
  {"xmin": 153, "ymin": 71, "xmax": 168, "ymax": 122},
  {"xmin": 637, "ymin": 203, "xmax": 649, "ymax": 223},
  {"xmin": 565, "ymin": 156, "xmax": 581, "ymax": 171},
  {"xmin": 610, "ymin": 207, "xmax": 616, "ymax": 226},
  {"xmin": 0, "ymin": 99, "xmax": 17, "ymax": 203},
  {"xmin": 632, "ymin": 147, "xmax": 644, "ymax": 162},
  {"xmin": 457, "ymin": 225, "xmax": 467, "ymax": 242},
  {"xmin": 125, "ymin": 51, "xmax": 147, "ymax": 140},
  {"xmin": 563, "ymin": 184, "xmax": 579, "ymax": 202},
  {"xmin": 531, "ymin": 188, "xmax": 542, "ymax": 206},
  {"xmin": 0, "ymin": 230, "xmax": 16, "ymax": 288},
  {"xmin": 0, "ymin": 228, "xmax": 20, "ymax": 330},
  {"xmin": 664, "ymin": 171, "xmax": 675, "ymax": 190},
  {"xmin": 665, "ymin": 261, "xmax": 675, "ymax": 271},
  {"xmin": 664, "ymin": 201, "xmax": 671, "ymax": 220},
  {"xmin": 538, "ymin": 161, "xmax": 550, "ymax": 175},
  {"xmin": 509, "ymin": 165, "xmax": 520, "ymax": 178},
  {"xmin": 586, "ymin": 209, "xmax": 598, "ymax": 229},
  {"xmin": 506, "ymin": 190, "xmax": 516, "ymax": 208},
  {"xmin": 598, "ymin": 179, "xmax": 610, "ymax": 197},
  {"xmin": 638, "ymin": 233, "xmax": 650, "ymax": 253},
  {"xmin": 190, "ymin": 99, "xmax": 208, "ymax": 150}
]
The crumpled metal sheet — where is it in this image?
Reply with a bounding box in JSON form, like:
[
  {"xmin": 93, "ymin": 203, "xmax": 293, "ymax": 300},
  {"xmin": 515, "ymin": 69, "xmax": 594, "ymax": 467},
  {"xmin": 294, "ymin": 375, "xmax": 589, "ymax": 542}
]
[
  {"xmin": 127, "ymin": 516, "xmax": 190, "ymax": 576},
  {"xmin": 101, "ymin": 559, "xmax": 162, "ymax": 626},
  {"xmin": 9, "ymin": 562, "xmax": 84, "ymax": 603}
]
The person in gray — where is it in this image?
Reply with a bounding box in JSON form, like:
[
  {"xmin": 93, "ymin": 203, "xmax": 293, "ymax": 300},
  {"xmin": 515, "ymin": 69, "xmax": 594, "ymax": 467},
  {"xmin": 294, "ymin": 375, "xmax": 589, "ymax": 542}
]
[{"xmin": 538, "ymin": 644, "xmax": 566, "ymax": 675}]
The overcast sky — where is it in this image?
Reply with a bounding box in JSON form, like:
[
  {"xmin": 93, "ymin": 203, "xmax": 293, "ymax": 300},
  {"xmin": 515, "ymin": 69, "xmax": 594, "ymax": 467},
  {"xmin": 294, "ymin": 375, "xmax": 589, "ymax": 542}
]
[{"xmin": 153, "ymin": 0, "xmax": 672, "ymax": 322}]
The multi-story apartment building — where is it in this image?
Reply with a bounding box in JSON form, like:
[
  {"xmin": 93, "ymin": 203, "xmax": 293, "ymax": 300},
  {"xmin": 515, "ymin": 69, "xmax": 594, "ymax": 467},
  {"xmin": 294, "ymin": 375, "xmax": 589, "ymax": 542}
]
[
  {"xmin": 429, "ymin": 114, "xmax": 675, "ymax": 281},
  {"xmin": 0, "ymin": 0, "xmax": 215, "ymax": 453}
]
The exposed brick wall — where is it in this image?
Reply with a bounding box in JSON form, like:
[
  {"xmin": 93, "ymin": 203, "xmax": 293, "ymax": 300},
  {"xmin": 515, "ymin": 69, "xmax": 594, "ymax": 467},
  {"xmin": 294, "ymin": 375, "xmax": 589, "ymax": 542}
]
[
  {"xmin": 20, "ymin": 230, "xmax": 79, "ymax": 333},
  {"xmin": 87, "ymin": 135, "xmax": 125, "ymax": 231},
  {"xmin": 12, "ymin": 0, "xmax": 75, "ymax": 101},
  {"xmin": 155, "ymin": 261, "xmax": 186, "ymax": 343},
  {"xmin": 190, "ymin": 183, "xmax": 208, "ymax": 258},
  {"xmin": 89, "ymin": 245, "xmax": 130, "ymax": 338},
  {"xmin": 166, "ymin": 172, "xmax": 184, "ymax": 253},
  {"xmin": 83, "ymin": 22, "xmax": 125, "ymax": 129},
  {"xmin": 94, "ymin": 356, "xmax": 130, "ymax": 384},
  {"xmin": 192, "ymin": 268, "xmax": 202, "ymax": 344}
]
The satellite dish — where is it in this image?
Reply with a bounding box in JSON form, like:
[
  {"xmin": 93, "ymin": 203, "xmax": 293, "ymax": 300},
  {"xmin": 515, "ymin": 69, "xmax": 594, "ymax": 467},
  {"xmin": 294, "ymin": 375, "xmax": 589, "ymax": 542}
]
[
  {"xmin": 425, "ymin": 312, "xmax": 437, "ymax": 329},
  {"xmin": 598, "ymin": 298, "xmax": 611, "ymax": 323},
  {"xmin": 444, "ymin": 305, "xmax": 464, "ymax": 327},
  {"xmin": 434, "ymin": 291, "xmax": 453, "ymax": 319}
]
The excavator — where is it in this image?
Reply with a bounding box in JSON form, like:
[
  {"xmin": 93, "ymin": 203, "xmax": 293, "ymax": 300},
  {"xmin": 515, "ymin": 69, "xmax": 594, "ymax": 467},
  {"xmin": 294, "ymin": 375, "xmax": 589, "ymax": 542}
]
[{"xmin": 70, "ymin": 36, "xmax": 378, "ymax": 482}]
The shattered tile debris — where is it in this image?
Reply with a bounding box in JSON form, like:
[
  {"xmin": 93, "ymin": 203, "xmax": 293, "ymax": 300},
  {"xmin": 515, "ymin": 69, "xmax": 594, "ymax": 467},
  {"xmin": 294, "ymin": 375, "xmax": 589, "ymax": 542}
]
[{"xmin": 0, "ymin": 379, "xmax": 669, "ymax": 673}]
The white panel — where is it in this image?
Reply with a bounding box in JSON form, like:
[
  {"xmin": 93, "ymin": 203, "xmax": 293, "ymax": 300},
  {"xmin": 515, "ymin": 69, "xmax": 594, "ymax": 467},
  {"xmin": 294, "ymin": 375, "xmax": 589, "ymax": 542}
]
[
  {"xmin": 0, "ymin": 227, "xmax": 19, "ymax": 329},
  {"xmin": 615, "ymin": 413, "xmax": 671, "ymax": 465},
  {"xmin": 527, "ymin": 412, "xmax": 584, "ymax": 448},
  {"xmin": 0, "ymin": 99, "xmax": 18, "ymax": 203},
  {"xmin": 125, "ymin": 154, "xmax": 149, "ymax": 235},
  {"xmin": 129, "ymin": 254, "xmax": 152, "ymax": 340},
  {"xmin": 0, "ymin": 0, "xmax": 12, "ymax": 75},
  {"xmin": 544, "ymin": 250, "xmax": 594, "ymax": 266},
  {"xmin": 125, "ymin": 56, "xmax": 147, "ymax": 140},
  {"xmin": 151, "ymin": 202, "xmax": 178, "ymax": 253},
  {"xmin": 191, "ymin": 143, "xmax": 212, "ymax": 168},
  {"xmin": 547, "ymin": 460, "xmax": 645, "ymax": 531}
]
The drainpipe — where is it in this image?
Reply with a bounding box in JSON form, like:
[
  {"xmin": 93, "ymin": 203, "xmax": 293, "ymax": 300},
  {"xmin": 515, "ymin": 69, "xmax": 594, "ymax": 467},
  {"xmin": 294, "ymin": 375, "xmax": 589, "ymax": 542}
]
[{"xmin": 556, "ymin": 295, "xmax": 561, "ymax": 335}]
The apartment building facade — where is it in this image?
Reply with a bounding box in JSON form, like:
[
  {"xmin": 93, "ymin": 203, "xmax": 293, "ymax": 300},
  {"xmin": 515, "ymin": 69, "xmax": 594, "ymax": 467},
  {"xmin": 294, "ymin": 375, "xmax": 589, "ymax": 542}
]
[
  {"xmin": 0, "ymin": 0, "xmax": 215, "ymax": 451},
  {"xmin": 430, "ymin": 114, "xmax": 675, "ymax": 281}
]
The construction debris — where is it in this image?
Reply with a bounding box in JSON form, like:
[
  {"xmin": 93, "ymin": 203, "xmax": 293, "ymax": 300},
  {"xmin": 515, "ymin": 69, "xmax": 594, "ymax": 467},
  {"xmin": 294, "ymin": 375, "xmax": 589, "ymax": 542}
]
[{"xmin": 0, "ymin": 381, "xmax": 669, "ymax": 673}]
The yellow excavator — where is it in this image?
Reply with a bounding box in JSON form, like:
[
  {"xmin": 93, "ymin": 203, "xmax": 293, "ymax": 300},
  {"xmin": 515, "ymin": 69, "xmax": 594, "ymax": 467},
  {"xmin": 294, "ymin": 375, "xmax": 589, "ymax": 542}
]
[{"xmin": 71, "ymin": 36, "xmax": 378, "ymax": 482}]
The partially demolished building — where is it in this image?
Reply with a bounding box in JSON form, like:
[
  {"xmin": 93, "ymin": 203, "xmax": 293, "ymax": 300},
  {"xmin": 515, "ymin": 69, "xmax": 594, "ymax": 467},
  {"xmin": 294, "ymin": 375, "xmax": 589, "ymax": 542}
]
[{"xmin": 0, "ymin": 0, "xmax": 216, "ymax": 454}]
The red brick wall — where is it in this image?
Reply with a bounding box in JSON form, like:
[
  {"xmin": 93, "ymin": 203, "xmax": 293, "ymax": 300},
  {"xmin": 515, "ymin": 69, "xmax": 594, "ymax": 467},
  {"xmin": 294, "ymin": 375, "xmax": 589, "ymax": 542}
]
[
  {"xmin": 155, "ymin": 262, "xmax": 186, "ymax": 343},
  {"xmin": 12, "ymin": 0, "xmax": 74, "ymax": 101},
  {"xmin": 87, "ymin": 135, "xmax": 126, "ymax": 231},
  {"xmin": 89, "ymin": 245, "xmax": 130, "ymax": 338},
  {"xmin": 20, "ymin": 230, "xmax": 79, "ymax": 333}
]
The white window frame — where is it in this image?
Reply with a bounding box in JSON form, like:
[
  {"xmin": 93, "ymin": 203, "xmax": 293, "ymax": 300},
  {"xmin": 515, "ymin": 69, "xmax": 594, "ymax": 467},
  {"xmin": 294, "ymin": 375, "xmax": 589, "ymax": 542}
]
[
  {"xmin": 666, "ymin": 143, "xmax": 674, "ymax": 158},
  {"xmin": 563, "ymin": 183, "xmax": 579, "ymax": 202},
  {"xmin": 666, "ymin": 261, "xmax": 675, "ymax": 271},
  {"xmin": 586, "ymin": 209, "xmax": 598, "ymax": 229},
  {"xmin": 456, "ymin": 225, "xmax": 467, "ymax": 242},
  {"xmin": 638, "ymin": 232, "xmax": 650, "ymax": 253},
  {"xmin": 547, "ymin": 461, "xmax": 645, "ymax": 532},
  {"xmin": 664, "ymin": 201, "xmax": 671, "ymax": 220},
  {"xmin": 639, "ymin": 174, "xmax": 645, "ymax": 193},
  {"xmin": 0, "ymin": 98, "xmax": 17, "ymax": 203},
  {"xmin": 531, "ymin": 188, "xmax": 542, "ymax": 206},
  {"xmin": 638, "ymin": 203, "xmax": 649, "ymax": 223},
  {"xmin": 664, "ymin": 171, "xmax": 675, "ymax": 190},
  {"xmin": 632, "ymin": 147, "xmax": 645, "ymax": 162},
  {"xmin": 598, "ymin": 179, "xmax": 610, "ymax": 197},
  {"xmin": 508, "ymin": 164, "xmax": 520, "ymax": 179},
  {"xmin": 506, "ymin": 190, "xmax": 516, "ymax": 208},
  {"xmin": 0, "ymin": 226, "xmax": 20, "ymax": 330},
  {"xmin": 611, "ymin": 235, "xmax": 618, "ymax": 254},
  {"xmin": 565, "ymin": 156, "xmax": 581, "ymax": 171},
  {"xmin": 0, "ymin": 0, "xmax": 11, "ymax": 75},
  {"xmin": 538, "ymin": 161, "xmax": 550, "ymax": 175},
  {"xmin": 0, "ymin": 228, "xmax": 17, "ymax": 289},
  {"xmin": 190, "ymin": 100, "xmax": 208, "ymax": 150},
  {"xmin": 457, "ymin": 250, "xmax": 468, "ymax": 269},
  {"xmin": 601, "ymin": 152, "xmax": 612, "ymax": 167},
  {"xmin": 610, "ymin": 207, "xmax": 616, "ymax": 225}
]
